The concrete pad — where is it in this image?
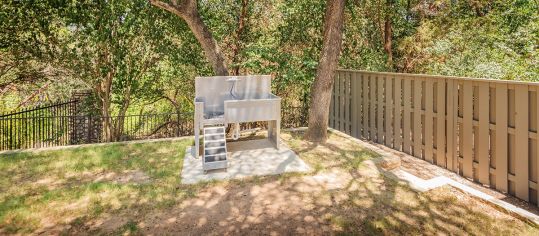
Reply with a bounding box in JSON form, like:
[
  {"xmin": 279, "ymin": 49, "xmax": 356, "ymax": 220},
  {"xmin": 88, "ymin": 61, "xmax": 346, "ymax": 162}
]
[{"xmin": 181, "ymin": 139, "xmax": 310, "ymax": 184}]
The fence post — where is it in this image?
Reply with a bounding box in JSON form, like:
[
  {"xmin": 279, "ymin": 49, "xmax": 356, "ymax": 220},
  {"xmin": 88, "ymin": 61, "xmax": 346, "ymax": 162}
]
[
  {"xmin": 69, "ymin": 100, "xmax": 77, "ymax": 145},
  {"xmin": 176, "ymin": 112, "xmax": 181, "ymax": 137},
  {"xmin": 87, "ymin": 115, "xmax": 92, "ymax": 144}
]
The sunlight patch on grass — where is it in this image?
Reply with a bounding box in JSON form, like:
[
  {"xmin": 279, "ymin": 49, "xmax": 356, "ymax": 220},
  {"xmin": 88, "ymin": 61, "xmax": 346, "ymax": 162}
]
[
  {"xmin": 0, "ymin": 139, "xmax": 192, "ymax": 234},
  {"xmin": 329, "ymin": 215, "xmax": 352, "ymax": 231},
  {"xmin": 1, "ymin": 131, "xmax": 537, "ymax": 235},
  {"xmin": 282, "ymin": 130, "xmax": 380, "ymax": 174}
]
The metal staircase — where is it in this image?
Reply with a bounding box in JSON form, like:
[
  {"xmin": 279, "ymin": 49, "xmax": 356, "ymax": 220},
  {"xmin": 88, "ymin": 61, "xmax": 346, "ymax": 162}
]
[{"xmin": 202, "ymin": 125, "xmax": 228, "ymax": 173}]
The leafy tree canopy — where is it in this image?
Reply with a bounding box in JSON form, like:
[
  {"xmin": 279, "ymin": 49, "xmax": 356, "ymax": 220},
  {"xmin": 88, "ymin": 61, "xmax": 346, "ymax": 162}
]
[{"xmin": 1, "ymin": 0, "xmax": 537, "ymax": 114}]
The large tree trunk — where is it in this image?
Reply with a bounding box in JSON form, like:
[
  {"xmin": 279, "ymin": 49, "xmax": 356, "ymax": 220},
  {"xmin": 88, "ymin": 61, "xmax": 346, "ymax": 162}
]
[
  {"xmin": 150, "ymin": 0, "xmax": 229, "ymax": 76},
  {"xmin": 305, "ymin": 0, "xmax": 345, "ymax": 142}
]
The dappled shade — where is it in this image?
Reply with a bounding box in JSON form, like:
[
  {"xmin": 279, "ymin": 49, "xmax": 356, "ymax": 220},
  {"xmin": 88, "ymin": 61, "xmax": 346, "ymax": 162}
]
[{"xmin": 0, "ymin": 131, "xmax": 537, "ymax": 234}]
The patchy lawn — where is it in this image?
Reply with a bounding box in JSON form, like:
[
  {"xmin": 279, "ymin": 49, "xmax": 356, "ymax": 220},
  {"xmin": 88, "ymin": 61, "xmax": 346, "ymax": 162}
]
[
  {"xmin": 0, "ymin": 131, "xmax": 538, "ymax": 235},
  {"xmin": 0, "ymin": 139, "xmax": 195, "ymax": 235}
]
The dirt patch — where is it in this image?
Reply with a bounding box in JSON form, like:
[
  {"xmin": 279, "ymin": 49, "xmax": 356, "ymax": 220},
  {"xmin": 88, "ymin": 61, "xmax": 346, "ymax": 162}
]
[
  {"xmin": 332, "ymin": 131, "xmax": 539, "ymax": 220},
  {"xmin": 133, "ymin": 171, "xmax": 535, "ymax": 235},
  {"xmin": 110, "ymin": 170, "xmax": 151, "ymax": 184},
  {"xmin": 79, "ymin": 170, "xmax": 151, "ymax": 185},
  {"xmin": 138, "ymin": 179, "xmax": 338, "ymax": 235}
]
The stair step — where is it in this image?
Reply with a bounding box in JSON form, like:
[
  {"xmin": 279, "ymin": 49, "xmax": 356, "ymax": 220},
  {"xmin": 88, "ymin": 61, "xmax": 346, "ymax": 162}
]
[
  {"xmin": 204, "ymin": 127, "xmax": 225, "ymax": 134},
  {"xmin": 205, "ymin": 146, "xmax": 226, "ymax": 151},
  {"xmin": 204, "ymin": 138, "xmax": 226, "ymax": 143},
  {"xmin": 205, "ymin": 147, "xmax": 226, "ymax": 156},
  {"xmin": 204, "ymin": 153, "xmax": 227, "ymax": 162},
  {"xmin": 205, "ymin": 140, "xmax": 226, "ymax": 148},
  {"xmin": 204, "ymin": 134, "xmax": 225, "ymax": 141},
  {"xmin": 204, "ymin": 132, "xmax": 225, "ymax": 137}
]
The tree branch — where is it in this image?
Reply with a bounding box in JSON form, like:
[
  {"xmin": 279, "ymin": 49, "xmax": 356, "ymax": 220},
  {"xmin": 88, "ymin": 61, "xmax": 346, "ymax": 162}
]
[
  {"xmin": 148, "ymin": 0, "xmax": 182, "ymax": 16},
  {"xmin": 149, "ymin": 0, "xmax": 229, "ymax": 75}
]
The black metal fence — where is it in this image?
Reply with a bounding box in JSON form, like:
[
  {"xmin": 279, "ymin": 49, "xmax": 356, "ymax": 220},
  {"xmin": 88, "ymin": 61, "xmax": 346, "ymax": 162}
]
[
  {"xmin": 68, "ymin": 113, "xmax": 195, "ymax": 145},
  {"xmin": 0, "ymin": 103, "xmax": 307, "ymax": 151},
  {"xmin": 1, "ymin": 101, "xmax": 77, "ymax": 150}
]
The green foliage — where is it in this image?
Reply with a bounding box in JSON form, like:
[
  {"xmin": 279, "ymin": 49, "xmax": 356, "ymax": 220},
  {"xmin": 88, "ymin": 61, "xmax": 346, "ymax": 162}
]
[
  {"xmin": 1, "ymin": 0, "xmax": 538, "ymax": 115},
  {"xmin": 397, "ymin": 0, "xmax": 539, "ymax": 81}
]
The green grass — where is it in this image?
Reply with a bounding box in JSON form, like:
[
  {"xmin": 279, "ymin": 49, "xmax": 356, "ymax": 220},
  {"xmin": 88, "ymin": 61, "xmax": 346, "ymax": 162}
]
[
  {"xmin": 1, "ymin": 131, "xmax": 538, "ymax": 235},
  {"xmin": 0, "ymin": 139, "xmax": 194, "ymax": 234},
  {"xmin": 0, "ymin": 131, "xmax": 381, "ymax": 234},
  {"xmin": 284, "ymin": 131, "xmax": 380, "ymax": 173}
]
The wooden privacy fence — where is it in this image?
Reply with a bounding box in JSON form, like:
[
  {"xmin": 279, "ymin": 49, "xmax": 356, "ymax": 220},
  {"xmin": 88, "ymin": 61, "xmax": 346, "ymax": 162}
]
[{"xmin": 329, "ymin": 69, "xmax": 539, "ymax": 205}]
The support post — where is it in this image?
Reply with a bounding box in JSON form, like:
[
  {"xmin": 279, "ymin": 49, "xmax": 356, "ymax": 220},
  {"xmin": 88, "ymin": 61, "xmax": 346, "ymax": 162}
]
[{"xmin": 194, "ymin": 101, "xmax": 203, "ymax": 157}]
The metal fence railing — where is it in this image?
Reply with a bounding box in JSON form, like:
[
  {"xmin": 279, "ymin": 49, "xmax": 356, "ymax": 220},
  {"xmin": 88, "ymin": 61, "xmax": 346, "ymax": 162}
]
[
  {"xmin": 1, "ymin": 101, "xmax": 77, "ymax": 150},
  {"xmin": 0, "ymin": 105, "xmax": 307, "ymax": 151},
  {"xmin": 0, "ymin": 112, "xmax": 194, "ymax": 150}
]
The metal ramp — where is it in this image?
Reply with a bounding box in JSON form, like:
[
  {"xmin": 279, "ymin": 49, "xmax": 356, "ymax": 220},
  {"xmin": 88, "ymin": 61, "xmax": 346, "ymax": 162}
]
[{"xmin": 202, "ymin": 125, "xmax": 228, "ymax": 173}]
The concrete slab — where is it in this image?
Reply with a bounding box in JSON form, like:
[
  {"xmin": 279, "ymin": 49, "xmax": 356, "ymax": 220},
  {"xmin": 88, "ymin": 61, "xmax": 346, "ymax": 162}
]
[{"xmin": 181, "ymin": 139, "xmax": 310, "ymax": 184}]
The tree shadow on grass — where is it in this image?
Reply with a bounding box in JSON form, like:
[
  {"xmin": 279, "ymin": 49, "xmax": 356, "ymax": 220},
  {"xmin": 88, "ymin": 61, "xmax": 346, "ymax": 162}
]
[
  {"xmin": 66, "ymin": 132, "xmax": 537, "ymax": 235},
  {"xmin": 1, "ymin": 132, "xmax": 536, "ymax": 235},
  {"xmin": 72, "ymin": 167, "xmax": 529, "ymax": 235}
]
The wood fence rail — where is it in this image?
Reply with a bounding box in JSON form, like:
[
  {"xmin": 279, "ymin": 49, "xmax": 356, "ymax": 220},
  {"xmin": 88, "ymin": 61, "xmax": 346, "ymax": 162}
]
[{"xmin": 329, "ymin": 69, "xmax": 539, "ymax": 205}]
